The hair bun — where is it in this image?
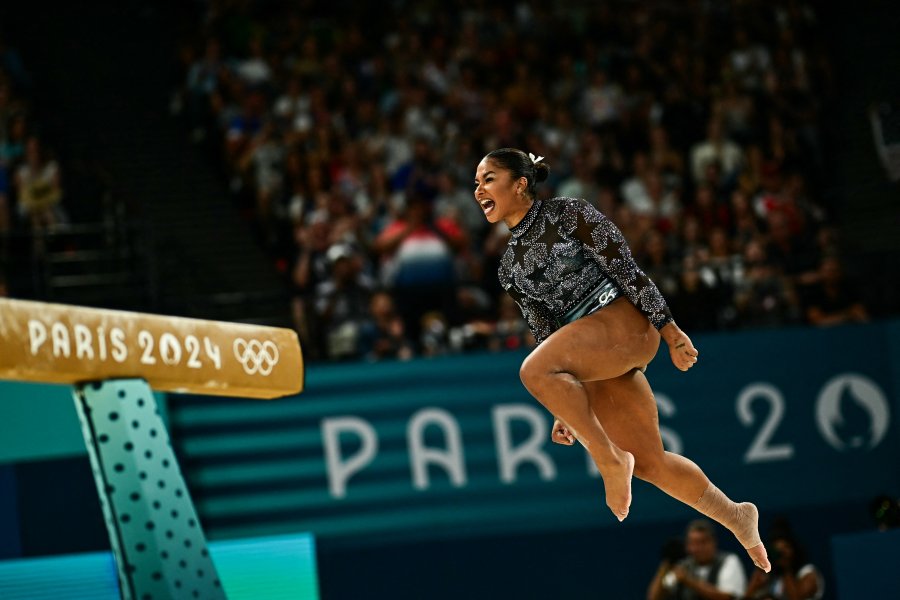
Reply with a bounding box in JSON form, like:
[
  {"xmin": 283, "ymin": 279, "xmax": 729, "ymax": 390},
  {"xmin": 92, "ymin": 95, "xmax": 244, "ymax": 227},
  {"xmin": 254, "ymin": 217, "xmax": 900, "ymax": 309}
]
[{"xmin": 534, "ymin": 161, "xmax": 551, "ymax": 183}]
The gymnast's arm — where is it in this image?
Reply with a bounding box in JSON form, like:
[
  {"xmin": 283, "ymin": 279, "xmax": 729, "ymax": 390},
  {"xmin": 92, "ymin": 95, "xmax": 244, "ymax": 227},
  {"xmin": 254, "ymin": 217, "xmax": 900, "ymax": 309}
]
[{"xmin": 567, "ymin": 199, "xmax": 698, "ymax": 370}]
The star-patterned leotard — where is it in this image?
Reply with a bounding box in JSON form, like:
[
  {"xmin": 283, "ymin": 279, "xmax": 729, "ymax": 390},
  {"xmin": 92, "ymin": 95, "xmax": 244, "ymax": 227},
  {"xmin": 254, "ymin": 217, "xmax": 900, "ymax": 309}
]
[{"xmin": 498, "ymin": 196, "xmax": 674, "ymax": 344}]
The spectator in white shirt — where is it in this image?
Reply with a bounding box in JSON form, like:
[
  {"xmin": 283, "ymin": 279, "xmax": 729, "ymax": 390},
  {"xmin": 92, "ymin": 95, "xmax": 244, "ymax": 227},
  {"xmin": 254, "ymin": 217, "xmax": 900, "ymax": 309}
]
[
  {"xmin": 648, "ymin": 519, "xmax": 748, "ymax": 600},
  {"xmin": 690, "ymin": 118, "xmax": 744, "ymax": 185}
]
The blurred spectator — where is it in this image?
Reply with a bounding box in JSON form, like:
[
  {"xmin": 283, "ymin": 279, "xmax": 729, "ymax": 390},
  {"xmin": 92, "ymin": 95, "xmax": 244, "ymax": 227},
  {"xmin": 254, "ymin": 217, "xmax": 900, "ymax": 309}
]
[
  {"xmin": 800, "ymin": 256, "xmax": 869, "ymax": 326},
  {"xmin": 233, "ymin": 35, "xmax": 273, "ymax": 90},
  {"xmin": 729, "ymin": 28, "xmax": 771, "ymax": 92},
  {"xmin": 0, "ymin": 164, "xmax": 9, "ymax": 236},
  {"xmin": 363, "ymin": 290, "xmax": 413, "ymax": 361},
  {"xmin": 14, "ymin": 136, "xmax": 64, "ymax": 234},
  {"xmin": 0, "ymin": 36, "xmax": 31, "ymax": 92},
  {"xmin": 869, "ymin": 494, "xmax": 900, "ymax": 531},
  {"xmin": 640, "ymin": 229, "xmax": 679, "ymax": 299},
  {"xmin": 647, "ymin": 519, "xmax": 747, "ymax": 600},
  {"xmin": 373, "ymin": 195, "xmax": 462, "ymax": 346},
  {"xmin": 433, "ymin": 171, "xmax": 486, "ymax": 244},
  {"xmin": 669, "ymin": 256, "xmax": 720, "ymax": 331},
  {"xmin": 625, "ymin": 167, "xmax": 681, "ymax": 231},
  {"xmin": 729, "ymin": 189, "xmax": 762, "ymax": 248},
  {"xmin": 290, "ymin": 212, "xmax": 334, "ymax": 359},
  {"xmin": 648, "ymin": 124, "xmax": 685, "ymax": 184},
  {"xmin": 690, "ymin": 118, "xmax": 744, "ymax": 186},
  {"xmin": 688, "ymin": 184, "xmax": 731, "ymax": 234},
  {"xmin": 420, "ymin": 310, "xmax": 451, "ymax": 356},
  {"xmin": 715, "ymin": 78, "xmax": 756, "ymax": 146},
  {"xmin": 224, "ymin": 90, "xmax": 265, "ymax": 170},
  {"xmin": 0, "ymin": 113, "xmax": 27, "ymax": 166},
  {"xmin": 292, "ymin": 212, "xmax": 333, "ymax": 293},
  {"xmin": 394, "ymin": 136, "xmax": 442, "ymax": 202},
  {"xmin": 691, "ymin": 230, "xmax": 739, "ymax": 327},
  {"xmin": 752, "ymin": 164, "xmax": 812, "ymax": 241},
  {"xmin": 183, "ymin": 38, "xmax": 225, "ymax": 141},
  {"xmin": 445, "ymin": 285, "xmax": 495, "ymax": 353},
  {"xmin": 558, "ymin": 155, "xmax": 601, "ymax": 203},
  {"xmin": 764, "ymin": 211, "xmax": 819, "ymax": 284},
  {"xmin": 0, "ymin": 83, "xmax": 13, "ymax": 147},
  {"xmin": 678, "ymin": 215, "xmax": 707, "ymax": 262},
  {"xmin": 237, "ymin": 119, "xmax": 285, "ymax": 236},
  {"xmin": 733, "ymin": 239, "xmax": 799, "ymax": 328},
  {"xmin": 581, "ymin": 69, "xmax": 623, "ymax": 132},
  {"xmin": 745, "ymin": 531, "xmax": 824, "ymax": 600},
  {"xmin": 273, "ymin": 76, "xmax": 311, "ymax": 135},
  {"xmin": 314, "ymin": 243, "xmax": 375, "ymax": 360}
]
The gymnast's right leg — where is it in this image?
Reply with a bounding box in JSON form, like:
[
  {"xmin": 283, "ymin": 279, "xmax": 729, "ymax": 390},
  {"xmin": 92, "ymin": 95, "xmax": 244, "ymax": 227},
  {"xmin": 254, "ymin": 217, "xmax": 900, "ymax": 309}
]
[
  {"xmin": 585, "ymin": 370, "xmax": 771, "ymax": 572},
  {"xmin": 518, "ymin": 320, "xmax": 640, "ymax": 521}
]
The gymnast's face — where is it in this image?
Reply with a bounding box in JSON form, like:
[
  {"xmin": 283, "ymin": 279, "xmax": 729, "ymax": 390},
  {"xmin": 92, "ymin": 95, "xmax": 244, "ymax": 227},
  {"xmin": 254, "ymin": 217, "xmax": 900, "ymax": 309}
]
[{"xmin": 474, "ymin": 158, "xmax": 530, "ymax": 227}]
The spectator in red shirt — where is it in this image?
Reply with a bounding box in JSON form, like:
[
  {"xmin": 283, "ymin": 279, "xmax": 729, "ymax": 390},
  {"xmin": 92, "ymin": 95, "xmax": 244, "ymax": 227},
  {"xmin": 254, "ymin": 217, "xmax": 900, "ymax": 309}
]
[{"xmin": 373, "ymin": 194, "xmax": 464, "ymax": 346}]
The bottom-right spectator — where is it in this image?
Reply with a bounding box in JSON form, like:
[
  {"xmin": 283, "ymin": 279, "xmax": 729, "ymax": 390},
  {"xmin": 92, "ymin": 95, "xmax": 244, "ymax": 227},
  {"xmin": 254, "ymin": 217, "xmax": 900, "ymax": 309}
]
[
  {"xmin": 869, "ymin": 494, "xmax": 900, "ymax": 531},
  {"xmin": 744, "ymin": 531, "xmax": 824, "ymax": 600},
  {"xmin": 647, "ymin": 518, "xmax": 747, "ymax": 600}
]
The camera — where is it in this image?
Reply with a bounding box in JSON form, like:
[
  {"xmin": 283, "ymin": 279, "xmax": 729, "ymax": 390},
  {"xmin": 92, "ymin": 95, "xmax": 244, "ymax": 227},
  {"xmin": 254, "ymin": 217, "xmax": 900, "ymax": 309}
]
[{"xmin": 660, "ymin": 537, "xmax": 686, "ymax": 565}]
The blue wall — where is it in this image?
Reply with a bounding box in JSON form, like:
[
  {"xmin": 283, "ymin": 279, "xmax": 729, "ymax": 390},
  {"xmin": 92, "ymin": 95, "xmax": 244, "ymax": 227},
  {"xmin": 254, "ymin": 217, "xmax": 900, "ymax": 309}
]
[{"xmin": 2, "ymin": 321, "xmax": 899, "ymax": 598}]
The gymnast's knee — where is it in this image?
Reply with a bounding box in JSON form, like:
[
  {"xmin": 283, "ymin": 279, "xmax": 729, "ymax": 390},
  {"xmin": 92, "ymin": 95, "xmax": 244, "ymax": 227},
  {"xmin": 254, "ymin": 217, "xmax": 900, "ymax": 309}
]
[
  {"xmin": 519, "ymin": 355, "xmax": 542, "ymax": 392},
  {"xmin": 519, "ymin": 353, "xmax": 564, "ymax": 395}
]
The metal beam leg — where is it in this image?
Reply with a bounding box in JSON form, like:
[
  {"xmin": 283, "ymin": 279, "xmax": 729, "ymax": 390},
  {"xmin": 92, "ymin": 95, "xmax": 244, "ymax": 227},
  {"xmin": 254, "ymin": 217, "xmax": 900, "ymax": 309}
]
[{"xmin": 73, "ymin": 379, "xmax": 227, "ymax": 600}]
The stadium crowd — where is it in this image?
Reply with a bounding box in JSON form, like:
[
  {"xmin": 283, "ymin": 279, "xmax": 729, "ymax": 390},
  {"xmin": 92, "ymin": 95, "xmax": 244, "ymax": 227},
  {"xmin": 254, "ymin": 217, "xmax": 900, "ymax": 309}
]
[
  {"xmin": 168, "ymin": 0, "xmax": 867, "ymax": 362},
  {"xmin": 0, "ymin": 36, "xmax": 69, "ymax": 296}
]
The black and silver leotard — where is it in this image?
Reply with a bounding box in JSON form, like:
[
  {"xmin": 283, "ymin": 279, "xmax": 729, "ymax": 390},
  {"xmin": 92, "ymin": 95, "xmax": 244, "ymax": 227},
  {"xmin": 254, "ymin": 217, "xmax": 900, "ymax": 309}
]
[{"xmin": 498, "ymin": 196, "xmax": 674, "ymax": 344}]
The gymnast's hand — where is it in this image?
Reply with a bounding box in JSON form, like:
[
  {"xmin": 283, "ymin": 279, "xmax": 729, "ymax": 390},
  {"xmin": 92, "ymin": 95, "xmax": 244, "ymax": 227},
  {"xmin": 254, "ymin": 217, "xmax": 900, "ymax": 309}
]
[
  {"xmin": 660, "ymin": 322, "xmax": 699, "ymax": 372},
  {"xmin": 551, "ymin": 418, "xmax": 575, "ymax": 445}
]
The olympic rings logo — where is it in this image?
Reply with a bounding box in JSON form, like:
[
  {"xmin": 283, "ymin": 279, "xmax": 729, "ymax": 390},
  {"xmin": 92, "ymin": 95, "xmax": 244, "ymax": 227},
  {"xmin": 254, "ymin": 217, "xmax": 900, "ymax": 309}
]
[{"xmin": 233, "ymin": 338, "xmax": 280, "ymax": 376}]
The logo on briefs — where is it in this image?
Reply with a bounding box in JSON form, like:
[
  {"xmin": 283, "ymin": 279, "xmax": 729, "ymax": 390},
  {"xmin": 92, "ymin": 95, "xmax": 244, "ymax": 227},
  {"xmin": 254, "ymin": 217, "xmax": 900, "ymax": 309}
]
[
  {"xmin": 233, "ymin": 338, "xmax": 280, "ymax": 376},
  {"xmin": 598, "ymin": 288, "xmax": 618, "ymax": 305},
  {"xmin": 815, "ymin": 373, "xmax": 890, "ymax": 451}
]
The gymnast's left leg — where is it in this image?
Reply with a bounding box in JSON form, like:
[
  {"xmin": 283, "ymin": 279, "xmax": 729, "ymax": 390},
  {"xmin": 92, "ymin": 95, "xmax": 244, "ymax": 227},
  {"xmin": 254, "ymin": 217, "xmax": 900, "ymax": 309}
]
[{"xmin": 584, "ymin": 370, "xmax": 771, "ymax": 572}]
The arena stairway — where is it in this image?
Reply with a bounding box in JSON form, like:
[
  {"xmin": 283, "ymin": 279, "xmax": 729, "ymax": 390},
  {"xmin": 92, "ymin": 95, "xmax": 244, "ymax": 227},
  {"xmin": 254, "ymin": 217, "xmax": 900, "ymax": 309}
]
[{"xmin": 6, "ymin": 1, "xmax": 292, "ymax": 326}]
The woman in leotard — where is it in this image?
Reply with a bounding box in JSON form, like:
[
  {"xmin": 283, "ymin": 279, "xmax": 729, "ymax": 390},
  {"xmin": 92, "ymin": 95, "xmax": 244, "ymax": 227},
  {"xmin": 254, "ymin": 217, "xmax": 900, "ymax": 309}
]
[{"xmin": 474, "ymin": 148, "xmax": 770, "ymax": 572}]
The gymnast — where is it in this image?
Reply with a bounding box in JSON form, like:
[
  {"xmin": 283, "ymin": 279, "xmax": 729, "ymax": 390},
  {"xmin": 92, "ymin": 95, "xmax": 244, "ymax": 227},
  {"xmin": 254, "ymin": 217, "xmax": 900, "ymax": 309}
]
[{"xmin": 474, "ymin": 148, "xmax": 770, "ymax": 572}]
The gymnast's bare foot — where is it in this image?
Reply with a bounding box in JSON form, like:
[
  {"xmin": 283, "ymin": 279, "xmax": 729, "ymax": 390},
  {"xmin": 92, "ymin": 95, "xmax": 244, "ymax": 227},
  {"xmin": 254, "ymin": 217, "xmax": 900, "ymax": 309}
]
[
  {"xmin": 598, "ymin": 449, "xmax": 634, "ymax": 521},
  {"xmin": 736, "ymin": 503, "xmax": 771, "ymax": 572},
  {"xmin": 747, "ymin": 542, "xmax": 771, "ymax": 573}
]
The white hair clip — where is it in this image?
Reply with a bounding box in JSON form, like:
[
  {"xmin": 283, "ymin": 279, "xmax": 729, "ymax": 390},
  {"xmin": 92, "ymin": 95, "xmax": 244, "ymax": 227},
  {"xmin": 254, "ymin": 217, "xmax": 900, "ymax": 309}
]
[{"xmin": 528, "ymin": 152, "xmax": 544, "ymax": 164}]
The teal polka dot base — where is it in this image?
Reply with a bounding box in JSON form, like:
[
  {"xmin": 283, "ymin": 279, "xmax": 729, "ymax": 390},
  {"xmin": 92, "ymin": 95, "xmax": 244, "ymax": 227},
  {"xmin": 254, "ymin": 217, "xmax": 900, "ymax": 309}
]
[{"xmin": 73, "ymin": 379, "xmax": 227, "ymax": 600}]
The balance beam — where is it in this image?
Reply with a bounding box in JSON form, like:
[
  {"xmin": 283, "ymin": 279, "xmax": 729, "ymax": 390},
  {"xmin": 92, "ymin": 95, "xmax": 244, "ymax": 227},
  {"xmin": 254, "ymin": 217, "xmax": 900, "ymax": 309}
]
[
  {"xmin": 0, "ymin": 298, "xmax": 306, "ymax": 599},
  {"xmin": 0, "ymin": 298, "xmax": 304, "ymax": 399}
]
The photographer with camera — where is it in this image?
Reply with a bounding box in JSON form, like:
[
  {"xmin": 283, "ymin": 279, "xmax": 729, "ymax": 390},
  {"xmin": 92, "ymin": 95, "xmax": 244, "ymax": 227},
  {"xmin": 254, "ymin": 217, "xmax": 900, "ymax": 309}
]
[{"xmin": 648, "ymin": 519, "xmax": 747, "ymax": 600}]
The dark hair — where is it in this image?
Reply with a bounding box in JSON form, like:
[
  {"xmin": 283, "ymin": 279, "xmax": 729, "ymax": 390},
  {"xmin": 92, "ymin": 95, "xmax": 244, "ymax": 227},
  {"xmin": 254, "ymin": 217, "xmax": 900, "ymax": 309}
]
[
  {"xmin": 685, "ymin": 519, "xmax": 717, "ymax": 540},
  {"xmin": 484, "ymin": 148, "xmax": 551, "ymax": 198}
]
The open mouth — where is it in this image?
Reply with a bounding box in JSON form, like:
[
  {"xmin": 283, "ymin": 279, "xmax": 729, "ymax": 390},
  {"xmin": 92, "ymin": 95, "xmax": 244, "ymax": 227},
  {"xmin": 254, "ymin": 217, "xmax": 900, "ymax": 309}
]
[{"xmin": 479, "ymin": 198, "xmax": 496, "ymax": 216}]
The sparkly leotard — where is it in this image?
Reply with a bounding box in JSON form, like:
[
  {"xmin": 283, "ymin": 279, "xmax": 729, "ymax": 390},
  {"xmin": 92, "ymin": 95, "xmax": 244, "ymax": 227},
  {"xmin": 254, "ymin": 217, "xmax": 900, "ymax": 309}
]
[{"xmin": 498, "ymin": 196, "xmax": 674, "ymax": 344}]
